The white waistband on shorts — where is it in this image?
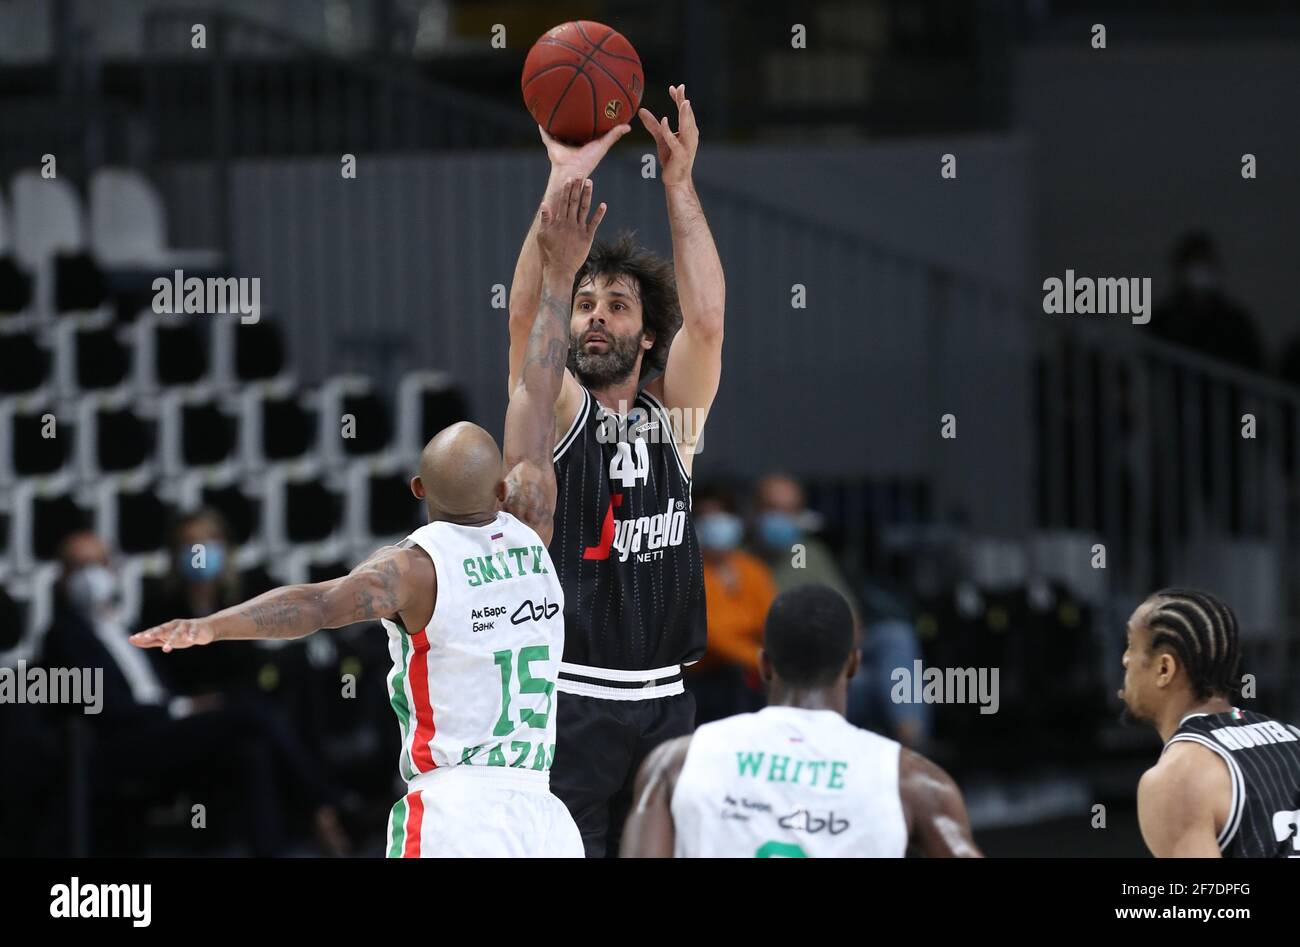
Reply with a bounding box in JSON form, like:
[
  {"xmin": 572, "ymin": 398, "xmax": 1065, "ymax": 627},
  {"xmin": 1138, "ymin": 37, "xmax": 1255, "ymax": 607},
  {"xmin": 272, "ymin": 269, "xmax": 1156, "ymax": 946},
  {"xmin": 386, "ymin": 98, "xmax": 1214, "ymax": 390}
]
[
  {"xmin": 408, "ymin": 764, "xmax": 551, "ymax": 795},
  {"xmin": 558, "ymin": 661, "xmax": 683, "ymax": 683},
  {"xmin": 556, "ymin": 678, "xmax": 685, "ymax": 700},
  {"xmin": 556, "ymin": 661, "xmax": 685, "ymax": 700}
]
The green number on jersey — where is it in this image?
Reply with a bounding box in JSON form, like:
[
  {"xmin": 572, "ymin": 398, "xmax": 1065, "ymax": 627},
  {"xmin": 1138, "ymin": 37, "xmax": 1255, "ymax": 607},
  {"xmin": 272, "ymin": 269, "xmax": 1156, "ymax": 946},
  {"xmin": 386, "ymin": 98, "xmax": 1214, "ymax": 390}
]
[
  {"xmin": 492, "ymin": 647, "xmax": 556, "ymax": 736},
  {"xmin": 755, "ymin": 840, "xmax": 808, "ymax": 858}
]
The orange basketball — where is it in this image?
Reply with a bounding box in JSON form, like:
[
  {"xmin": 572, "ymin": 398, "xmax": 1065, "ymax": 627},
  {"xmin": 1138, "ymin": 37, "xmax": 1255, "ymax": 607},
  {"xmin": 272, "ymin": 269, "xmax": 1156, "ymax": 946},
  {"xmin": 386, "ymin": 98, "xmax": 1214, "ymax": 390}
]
[{"xmin": 521, "ymin": 21, "xmax": 643, "ymax": 144}]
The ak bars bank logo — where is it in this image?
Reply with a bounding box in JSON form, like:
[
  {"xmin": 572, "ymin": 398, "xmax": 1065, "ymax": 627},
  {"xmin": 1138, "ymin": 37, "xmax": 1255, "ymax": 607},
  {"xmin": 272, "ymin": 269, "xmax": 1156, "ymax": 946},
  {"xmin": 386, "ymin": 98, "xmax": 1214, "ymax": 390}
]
[{"xmin": 582, "ymin": 493, "xmax": 689, "ymax": 563}]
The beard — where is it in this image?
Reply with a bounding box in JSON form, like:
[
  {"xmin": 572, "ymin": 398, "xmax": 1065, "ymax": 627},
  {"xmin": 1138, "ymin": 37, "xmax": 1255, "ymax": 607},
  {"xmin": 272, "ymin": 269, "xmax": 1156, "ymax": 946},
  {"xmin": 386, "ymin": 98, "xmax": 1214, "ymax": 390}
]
[
  {"xmin": 1117, "ymin": 687, "xmax": 1147, "ymax": 726},
  {"xmin": 569, "ymin": 327, "xmax": 644, "ymax": 388}
]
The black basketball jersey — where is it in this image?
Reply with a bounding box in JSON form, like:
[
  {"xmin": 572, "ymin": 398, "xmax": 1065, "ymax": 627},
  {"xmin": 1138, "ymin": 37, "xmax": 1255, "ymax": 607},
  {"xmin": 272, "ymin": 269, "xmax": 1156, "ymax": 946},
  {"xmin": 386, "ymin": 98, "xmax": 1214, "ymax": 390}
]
[
  {"xmin": 1165, "ymin": 708, "xmax": 1300, "ymax": 858},
  {"xmin": 549, "ymin": 386, "xmax": 707, "ymax": 672}
]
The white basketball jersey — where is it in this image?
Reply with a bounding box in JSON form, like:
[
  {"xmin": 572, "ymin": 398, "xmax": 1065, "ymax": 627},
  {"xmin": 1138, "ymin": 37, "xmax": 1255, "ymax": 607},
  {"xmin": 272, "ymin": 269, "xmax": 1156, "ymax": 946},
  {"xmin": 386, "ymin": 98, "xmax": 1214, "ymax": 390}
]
[
  {"xmin": 380, "ymin": 511, "xmax": 565, "ymax": 785},
  {"xmin": 671, "ymin": 706, "xmax": 908, "ymax": 857}
]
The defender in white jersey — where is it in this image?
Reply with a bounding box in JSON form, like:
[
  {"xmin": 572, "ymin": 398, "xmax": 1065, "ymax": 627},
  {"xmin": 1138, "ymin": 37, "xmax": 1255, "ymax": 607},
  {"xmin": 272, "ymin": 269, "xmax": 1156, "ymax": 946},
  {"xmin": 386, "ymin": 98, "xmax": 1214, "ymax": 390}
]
[
  {"xmin": 132, "ymin": 176, "xmax": 611, "ymax": 858},
  {"xmin": 622, "ymin": 585, "xmax": 982, "ymax": 858}
]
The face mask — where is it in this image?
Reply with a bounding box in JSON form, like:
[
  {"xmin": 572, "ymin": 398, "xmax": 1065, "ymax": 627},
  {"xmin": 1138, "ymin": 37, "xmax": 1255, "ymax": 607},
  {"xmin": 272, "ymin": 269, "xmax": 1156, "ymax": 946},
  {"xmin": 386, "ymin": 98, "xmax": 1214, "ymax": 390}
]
[
  {"xmin": 696, "ymin": 512, "xmax": 743, "ymax": 552},
  {"xmin": 177, "ymin": 541, "xmax": 226, "ymax": 581},
  {"xmin": 757, "ymin": 511, "xmax": 801, "ymax": 550},
  {"xmin": 67, "ymin": 565, "xmax": 120, "ymax": 619}
]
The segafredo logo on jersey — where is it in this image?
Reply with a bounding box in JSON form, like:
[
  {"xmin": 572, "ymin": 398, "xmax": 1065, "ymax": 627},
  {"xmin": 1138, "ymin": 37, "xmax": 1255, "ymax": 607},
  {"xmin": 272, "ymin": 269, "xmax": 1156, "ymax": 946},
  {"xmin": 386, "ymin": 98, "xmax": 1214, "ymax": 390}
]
[{"xmin": 582, "ymin": 493, "xmax": 689, "ymax": 563}]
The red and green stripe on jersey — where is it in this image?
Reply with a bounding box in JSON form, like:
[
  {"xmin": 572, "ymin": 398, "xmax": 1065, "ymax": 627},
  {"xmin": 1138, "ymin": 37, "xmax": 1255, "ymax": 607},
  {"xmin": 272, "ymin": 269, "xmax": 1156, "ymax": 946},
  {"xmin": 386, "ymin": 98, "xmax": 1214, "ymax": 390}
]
[
  {"xmin": 386, "ymin": 626, "xmax": 438, "ymax": 780},
  {"xmin": 386, "ymin": 792, "xmax": 425, "ymax": 858}
]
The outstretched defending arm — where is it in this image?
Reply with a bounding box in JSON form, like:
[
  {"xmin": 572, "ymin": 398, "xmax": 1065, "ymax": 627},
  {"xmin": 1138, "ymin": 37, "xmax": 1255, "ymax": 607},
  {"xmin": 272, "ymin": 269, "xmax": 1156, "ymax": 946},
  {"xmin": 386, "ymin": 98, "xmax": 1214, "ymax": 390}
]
[
  {"xmin": 507, "ymin": 125, "xmax": 628, "ymax": 396},
  {"xmin": 899, "ymin": 748, "xmax": 983, "ymax": 857},
  {"xmin": 503, "ymin": 177, "xmax": 608, "ymax": 546},
  {"xmin": 129, "ymin": 544, "xmax": 434, "ymax": 651}
]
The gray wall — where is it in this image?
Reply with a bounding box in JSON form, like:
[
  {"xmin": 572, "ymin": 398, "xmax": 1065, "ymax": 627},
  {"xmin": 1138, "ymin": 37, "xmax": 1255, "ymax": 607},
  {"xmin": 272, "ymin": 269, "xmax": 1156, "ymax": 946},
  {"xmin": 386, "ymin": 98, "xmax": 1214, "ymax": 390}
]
[
  {"xmin": 159, "ymin": 140, "xmax": 1036, "ymax": 533},
  {"xmin": 1015, "ymin": 42, "xmax": 1300, "ymax": 355}
]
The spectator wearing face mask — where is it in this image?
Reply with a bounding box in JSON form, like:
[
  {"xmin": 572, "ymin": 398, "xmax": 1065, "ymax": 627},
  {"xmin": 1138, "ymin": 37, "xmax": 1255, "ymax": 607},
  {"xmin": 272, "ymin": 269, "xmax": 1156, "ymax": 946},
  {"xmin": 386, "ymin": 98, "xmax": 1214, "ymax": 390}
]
[
  {"xmin": 136, "ymin": 508, "xmax": 273, "ymax": 697},
  {"xmin": 686, "ymin": 483, "xmax": 777, "ymax": 724},
  {"xmin": 44, "ymin": 530, "xmax": 353, "ymax": 856},
  {"xmin": 1149, "ymin": 232, "xmax": 1264, "ymax": 372},
  {"xmin": 750, "ymin": 473, "xmax": 857, "ymax": 608}
]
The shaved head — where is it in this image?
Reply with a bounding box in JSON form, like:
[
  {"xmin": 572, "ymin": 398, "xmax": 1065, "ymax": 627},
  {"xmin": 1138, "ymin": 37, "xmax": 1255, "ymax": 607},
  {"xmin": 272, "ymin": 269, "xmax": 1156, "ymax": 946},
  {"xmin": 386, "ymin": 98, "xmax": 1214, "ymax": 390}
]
[{"xmin": 412, "ymin": 422, "xmax": 506, "ymax": 522}]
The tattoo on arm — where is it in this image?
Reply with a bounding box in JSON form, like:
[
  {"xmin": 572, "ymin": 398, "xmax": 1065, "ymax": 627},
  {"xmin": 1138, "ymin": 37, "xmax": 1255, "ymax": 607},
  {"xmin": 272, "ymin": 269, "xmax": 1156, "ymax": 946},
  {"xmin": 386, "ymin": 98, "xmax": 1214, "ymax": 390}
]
[
  {"xmin": 344, "ymin": 552, "xmax": 407, "ymax": 623},
  {"xmin": 523, "ymin": 286, "xmax": 570, "ymax": 384}
]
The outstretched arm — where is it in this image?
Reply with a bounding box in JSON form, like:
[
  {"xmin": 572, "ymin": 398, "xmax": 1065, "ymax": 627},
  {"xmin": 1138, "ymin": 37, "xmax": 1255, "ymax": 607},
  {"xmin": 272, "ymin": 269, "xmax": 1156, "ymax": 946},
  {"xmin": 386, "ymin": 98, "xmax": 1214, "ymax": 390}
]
[
  {"xmin": 621, "ymin": 735, "xmax": 692, "ymax": 857},
  {"xmin": 640, "ymin": 85, "xmax": 724, "ymax": 466},
  {"xmin": 129, "ymin": 545, "xmax": 433, "ymax": 651},
  {"xmin": 504, "ymin": 177, "xmax": 608, "ymax": 546},
  {"xmin": 899, "ymin": 748, "xmax": 983, "ymax": 857},
  {"xmin": 507, "ymin": 124, "xmax": 629, "ymax": 396}
]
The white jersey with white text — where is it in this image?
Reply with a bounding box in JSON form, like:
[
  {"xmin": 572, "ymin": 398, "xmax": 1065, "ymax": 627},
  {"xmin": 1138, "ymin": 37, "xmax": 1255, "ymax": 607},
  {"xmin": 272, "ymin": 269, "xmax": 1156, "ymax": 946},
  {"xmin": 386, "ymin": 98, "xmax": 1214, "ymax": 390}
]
[
  {"xmin": 380, "ymin": 511, "xmax": 565, "ymax": 785},
  {"xmin": 671, "ymin": 706, "xmax": 907, "ymax": 857}
]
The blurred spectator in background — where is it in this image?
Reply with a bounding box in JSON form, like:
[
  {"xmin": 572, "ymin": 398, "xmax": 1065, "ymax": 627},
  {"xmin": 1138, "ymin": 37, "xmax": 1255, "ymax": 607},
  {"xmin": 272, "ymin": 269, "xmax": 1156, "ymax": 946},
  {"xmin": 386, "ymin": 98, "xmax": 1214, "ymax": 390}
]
[
  {"xmin": 750, "ymin": 473, "xmax": 857, "ymax": 606},
  {"xmin": 1150, "ymin": 232, "xmax": 1264, "ymax": 372},
  {"xmin": 45, "ymin": 530, "xmax": 352, "ymax": 855},
  {"xmin": 137, "ymin": 508, "xmax": 272, "ymax": 696},
  {"xmin": 847, "ymin": 583, "xmax": 931, "ymax": 749},
  {"xmin": 686, "ymin": 483, "xmax": 776, "ymax": 724}
]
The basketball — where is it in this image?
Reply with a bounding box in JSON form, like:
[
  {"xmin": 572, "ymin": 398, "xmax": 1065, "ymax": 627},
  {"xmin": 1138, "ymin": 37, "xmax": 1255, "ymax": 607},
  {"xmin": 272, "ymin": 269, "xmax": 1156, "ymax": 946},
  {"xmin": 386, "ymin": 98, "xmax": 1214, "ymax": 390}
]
[{"xmin": 521, "ymin": 21, "xmax": 643, "ymax": 144}]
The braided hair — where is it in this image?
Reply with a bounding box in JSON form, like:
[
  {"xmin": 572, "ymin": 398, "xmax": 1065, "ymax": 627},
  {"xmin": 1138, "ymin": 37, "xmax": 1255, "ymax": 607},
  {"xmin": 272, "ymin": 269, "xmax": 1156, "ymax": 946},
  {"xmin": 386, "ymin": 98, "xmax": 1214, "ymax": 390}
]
[{"xmin": 1144, "ymin": 588, "xmax": 1241, "ymax": 700}]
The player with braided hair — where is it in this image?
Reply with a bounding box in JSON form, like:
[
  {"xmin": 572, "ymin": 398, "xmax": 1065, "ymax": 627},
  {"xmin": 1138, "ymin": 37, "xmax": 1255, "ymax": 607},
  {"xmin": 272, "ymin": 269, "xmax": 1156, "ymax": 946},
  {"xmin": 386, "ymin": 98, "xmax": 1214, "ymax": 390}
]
[{"xmin": 1120, "ymin": 588, "xmax": 1300, "ymax": 857}]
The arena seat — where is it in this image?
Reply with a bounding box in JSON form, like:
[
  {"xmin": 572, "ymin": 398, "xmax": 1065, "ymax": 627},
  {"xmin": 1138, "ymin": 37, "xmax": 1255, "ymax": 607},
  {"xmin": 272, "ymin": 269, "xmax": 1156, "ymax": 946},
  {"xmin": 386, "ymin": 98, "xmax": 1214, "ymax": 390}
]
[
  {"xmin": 343, "ymin": 455, "xmax": 421, "ymax": 546},
  {"xmin": 51, "ymin": 311, "xmax": 132, "ymax": 394},
  {"xmin": 234, "ymin": 319, "xmax": 288, "ymax": 382},
  {"xmin": 0, "ymin": 330, "xmax": 53, "ymax": 395},
  {"xmin": 88, "ymin": 168, "xmax": 223, "ymax": 271},
  {"xmin": 397, "ymin": 370, "xmax": 470, "ymax": 457},
  {"xmin": 7, "ymin": 402, "xmax": 72, "ymax": 480},
  {"xmin": 316, "ymin": 375, "xmax": 392, "ymax": 463},
  {"xmin": 153, "ymin": 319, "xmax": 210, "ymax": 387},
  {"xmin": 238, "ymin": 382, "xmax": 318, "ymax": 468},
  {"xmin": 157, "ymin": 391, "xmax": 238, "ymax": 476},
  {"xmin": 261, "ymin": 464, "xmax": 345, "ymax": 550},
  {"xmin": 0, "ymin": 190, "xmax": 35, "ymax": 317},
  {"xmin": 11, "ymin": 171, "xmax": 86, "ymax": 316},
  {"xmin": 94, "ymin": 477, "xmax": 175, "ymax": 555},
  {"xmin": 198, "ymin": 482, "xmax": 262, "ymax": 546},
  {"xmin": 74, "ymin": 395, "xmax": 157, "ymax": 479},
  {"xmin": 9, "ymin": 476, "xmax": 91, "ymax": 568},
  {"xmin": 127, "ymin": 312, "xmax": 209, "ymax": 392}
]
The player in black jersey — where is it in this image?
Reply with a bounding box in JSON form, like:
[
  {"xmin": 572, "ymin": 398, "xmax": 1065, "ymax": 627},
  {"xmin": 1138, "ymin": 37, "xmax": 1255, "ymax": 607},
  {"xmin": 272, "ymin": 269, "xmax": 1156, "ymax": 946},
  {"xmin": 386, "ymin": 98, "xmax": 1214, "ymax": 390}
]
[
  {"xmin": 1120, "ymin": 588, "xmax": 1300, "ymax": 857},
  {"xmin": 508, "ymin": 84, "xmax": 723, "ymax": 856}
]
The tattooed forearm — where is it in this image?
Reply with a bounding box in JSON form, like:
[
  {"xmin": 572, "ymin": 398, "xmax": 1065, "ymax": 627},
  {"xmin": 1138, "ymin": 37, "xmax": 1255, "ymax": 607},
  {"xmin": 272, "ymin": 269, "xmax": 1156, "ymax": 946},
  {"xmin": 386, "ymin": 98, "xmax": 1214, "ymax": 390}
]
[
  {"xmin": 220, "ymin": 586, "xmax": 329, "ymax": 640},
  {"xmin": 523, "ymin": 285, "xmax": 571, "ymax": 384},
  {"xmin": 209, "ymin": 549, "xmax": 412, "ymax": 641}
]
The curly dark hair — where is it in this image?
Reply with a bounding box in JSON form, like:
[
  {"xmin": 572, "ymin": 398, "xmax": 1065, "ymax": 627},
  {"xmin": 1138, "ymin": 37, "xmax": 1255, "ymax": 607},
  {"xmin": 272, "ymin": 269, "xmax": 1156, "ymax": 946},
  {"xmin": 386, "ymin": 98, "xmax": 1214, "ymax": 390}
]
[{"xmin": 572, "ymin": 231, "xmax": 682, "ymax": 381}]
